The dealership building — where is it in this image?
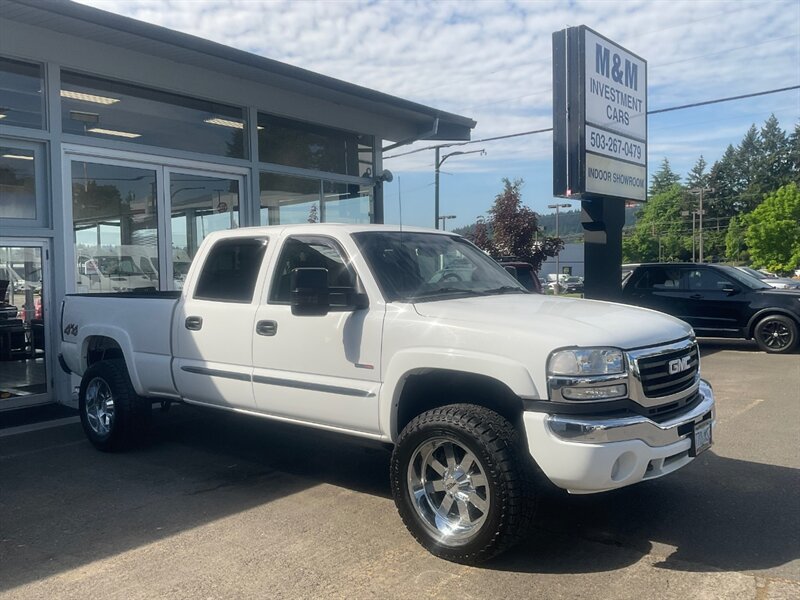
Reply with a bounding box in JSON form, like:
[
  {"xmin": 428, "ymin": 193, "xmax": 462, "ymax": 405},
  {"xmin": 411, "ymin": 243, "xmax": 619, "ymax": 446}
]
[{"xmin": 0, "ymin": 0, "xmax": 474, "ymax": 411}]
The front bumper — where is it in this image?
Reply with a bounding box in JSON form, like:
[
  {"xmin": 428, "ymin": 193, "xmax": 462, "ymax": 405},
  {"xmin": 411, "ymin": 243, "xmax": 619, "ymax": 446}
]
[{"xmin": 523, "ymin": 379, "xmax": 715, "ymax": 494}]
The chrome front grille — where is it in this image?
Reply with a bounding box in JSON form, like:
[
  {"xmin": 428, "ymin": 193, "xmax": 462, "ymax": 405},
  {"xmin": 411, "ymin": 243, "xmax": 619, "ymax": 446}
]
[{"xmin": 634, "ymin": 342, "xmax": 699, "ymax": 399}]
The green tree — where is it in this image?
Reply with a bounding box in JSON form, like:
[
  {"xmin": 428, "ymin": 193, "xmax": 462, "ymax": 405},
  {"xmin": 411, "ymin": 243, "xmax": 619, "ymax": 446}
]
[
  {"xmin": 686, "ymin": 155, "xmax": 709, "ymax": 190},
  {"xmin": 708, "ymin": 144, "xmax": 739, "ymax": 216},
  {"xmin": 745, "ymin": 183, "xmax": 800, "ymax": 274},
  {"xmin": 649, "ymin": 158, "xmax": 681, "ymax": 197},
  {"xmin": 755, "ymin": 114, "xmax": 792, "ymax": 194},
  {"xmin": 788, "ymin": 122, "xmax": 800, "ymax": 185},
  {"xmin": 469, "ymin": 178, "xmax": 563, "ymax": 272},
  {"xmin": 736, "ymin": 124, "xmax": 764, "ymax": 212},
  {"xmin": 725, "ymin": 215, "xmax": 747, "ymax": 263},
  {"xmin": 622, "ymin": 184, "xmax": 689, "ymax": 262}
]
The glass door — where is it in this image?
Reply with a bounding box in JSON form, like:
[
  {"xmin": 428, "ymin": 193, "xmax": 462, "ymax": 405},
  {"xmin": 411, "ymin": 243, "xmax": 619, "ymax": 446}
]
[
  {"xmin": 166, "ymin": 168, "xmax": 243, "ymax": 290},
  {"xmin": 70, "ymin": 158, "xmax": 161, "ymax": 293},
  {"xmin": 0, "ymin": 241, "xmax": 51, "ymax": 409}
]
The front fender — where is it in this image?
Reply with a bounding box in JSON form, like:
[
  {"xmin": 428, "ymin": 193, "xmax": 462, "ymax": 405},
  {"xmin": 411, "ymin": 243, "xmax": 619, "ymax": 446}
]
[{"xmin": 380, "ymin": 348, "xmax": 541, "ymax": 440}]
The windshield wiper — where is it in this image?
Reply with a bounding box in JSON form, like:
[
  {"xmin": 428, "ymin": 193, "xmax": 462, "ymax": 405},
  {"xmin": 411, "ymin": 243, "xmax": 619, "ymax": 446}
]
[
  {"xmin": 410, "ymin": 287, "xmax": 483, "ymax": 300},
  {"xmin": 480, "ymin": 286, "xmax": 527, "ymax": 295}
]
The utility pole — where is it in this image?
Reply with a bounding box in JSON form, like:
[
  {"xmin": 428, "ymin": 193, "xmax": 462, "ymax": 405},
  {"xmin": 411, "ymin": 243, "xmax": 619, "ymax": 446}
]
[
  {"xmin": 689, "ymin": 187, "xmax": 712, "ymax": 262},
  {"xmin": 681, "ymin": 209, "xmax": 699, "ymax": 262},
  {"xmin": 434, "ymin": 147, "xmax": 485, "ymax": 229},
  {"xmin": 548, "ymin": 202, "xmax": 571, "ymax": 294},
  {"xmin": 438, "ymin": 215, "xmax": 456, "ymax": 231}
]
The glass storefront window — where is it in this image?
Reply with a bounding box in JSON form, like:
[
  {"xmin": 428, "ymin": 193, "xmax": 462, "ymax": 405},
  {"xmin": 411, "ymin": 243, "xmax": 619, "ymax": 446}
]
[
  {"xmin": 61, "ymin": 71, "xmax": 247, "ymax": 159},
  {"xmin": 257, "ymin": 113, "xmax": 373, "ymax": 177},
  {"xmin": 260, "ymin": 172, "xmax": 320, "ymax": 225},
  {"xmin": 0, "ymin": 245, "xmax": 47, "ymax": 399},
  {"xmin": 0, "ymin": 57, "xmax": 44, "ymax": 129},
  {"xmin": 322, "ymin": 181, "xmax": 372, "ymax": 224},
  {"xmin": 170, "ymin": 172, "xmax": 240, "ymax": 289},
  {"xmin": 0, "ymin": 147, "xmax": 36, "ymax": 219},
  {"xmin": 71, "ymin": 161, "xmax": 159, "ymax": 293}
]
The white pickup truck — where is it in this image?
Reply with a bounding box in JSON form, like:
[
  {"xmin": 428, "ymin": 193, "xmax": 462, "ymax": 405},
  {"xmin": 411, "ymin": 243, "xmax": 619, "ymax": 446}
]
[{"xmin": 60, "ymin": 224, "xmax": 715, "ymax": 564}]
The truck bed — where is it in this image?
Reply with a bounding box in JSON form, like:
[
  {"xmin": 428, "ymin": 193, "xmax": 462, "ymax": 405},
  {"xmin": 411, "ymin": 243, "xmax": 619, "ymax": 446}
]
[{"xmin": 61, "ymin": 292, "xmax": 182, "ymax": 399}]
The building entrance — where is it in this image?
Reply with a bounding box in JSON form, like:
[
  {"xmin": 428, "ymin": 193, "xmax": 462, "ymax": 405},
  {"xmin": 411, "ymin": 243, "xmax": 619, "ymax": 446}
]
[{"xmin": 0, "ymin": 241, "xmax": 51, "ymax": 409}]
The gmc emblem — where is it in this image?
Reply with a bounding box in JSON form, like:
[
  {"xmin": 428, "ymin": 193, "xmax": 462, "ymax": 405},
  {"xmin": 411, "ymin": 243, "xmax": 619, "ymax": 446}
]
[{"xmin": 668, "ymin": 356, "xmax": 691, "ymax": 375}]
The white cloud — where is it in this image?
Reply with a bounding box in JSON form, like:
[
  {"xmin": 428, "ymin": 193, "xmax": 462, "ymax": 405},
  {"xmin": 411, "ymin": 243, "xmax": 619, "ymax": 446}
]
[{"xmin": 76, "ymin": 0, "xmax": 798, "ymax": 186}]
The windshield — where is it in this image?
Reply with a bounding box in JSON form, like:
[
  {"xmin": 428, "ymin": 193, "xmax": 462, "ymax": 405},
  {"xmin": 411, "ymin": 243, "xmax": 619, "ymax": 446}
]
[
  {"xmin": 352, "ymin": 232, "xmax": 527, "ymax": 302},
  {"xmin": 737, "ymin": 266, "xmax": 767, "ymax": 280},
  {"xmin": 718, "ymin": 265, "xmax": 771, "ymax": 290},
  {"xmin": 93, "ymin": 256, "xmax": 145, "ymax": 277},
  {"xmin": 173, "ymin": 262, "xmax": 191, "ymax": 277}
]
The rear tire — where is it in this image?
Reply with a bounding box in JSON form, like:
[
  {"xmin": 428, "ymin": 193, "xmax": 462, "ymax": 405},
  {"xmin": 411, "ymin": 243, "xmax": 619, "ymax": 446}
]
[
  {"xmin": 753, "ymin": 315, "xmax": 798, "ymax": 353},
  {"xmin": 391, "ymin": 404, "xmax": 534, "ymax": 564},
  {"xmin": 79, "ymin": 359, "xmax": 150, "ymax": 452}
]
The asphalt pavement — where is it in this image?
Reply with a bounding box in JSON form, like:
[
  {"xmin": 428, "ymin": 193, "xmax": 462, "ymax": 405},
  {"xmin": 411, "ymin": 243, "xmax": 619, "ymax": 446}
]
[{"xmin": 1, "ymin": 339, "xmax": 798, "ymax": 599}]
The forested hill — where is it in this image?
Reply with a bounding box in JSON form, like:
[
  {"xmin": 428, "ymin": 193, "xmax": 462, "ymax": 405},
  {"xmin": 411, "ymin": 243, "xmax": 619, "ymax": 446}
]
[{"xmin": 454, "ymin": 206, "xmax": 639, "ymax": 242}]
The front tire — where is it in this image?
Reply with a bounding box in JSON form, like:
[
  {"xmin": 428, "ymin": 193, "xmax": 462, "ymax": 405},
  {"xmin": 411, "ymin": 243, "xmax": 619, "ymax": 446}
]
[
  {"xmin": 391, "ymin": 404, "xmax": 534, "ymax": 564},
  {"xmin": 79, "ymin": 359, "xmax": 150, "ymax": 452},
  {"xmin": 753, "ymin": 315, "xmax": 798, "ymax": 353}
]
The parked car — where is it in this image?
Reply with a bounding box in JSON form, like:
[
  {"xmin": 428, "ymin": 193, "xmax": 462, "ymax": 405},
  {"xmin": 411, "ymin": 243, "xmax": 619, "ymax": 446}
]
[
  {"xmin": 61, "ymin": 225, "xmax": 715, "ymax": 564},
  {"xmin": 497, "ymin": 259, "xmax": 542, "ymax": 293},
  {"xmin": 621, "ymin": 262, "xmax": 800, "ymax": 353},
  {"xmin": 562, "ymin": 276, "xmax": 584, "ymax": 294},
  {"xmin": 735, "ymin": 266, "xmax": 800, "ymax": 290}
]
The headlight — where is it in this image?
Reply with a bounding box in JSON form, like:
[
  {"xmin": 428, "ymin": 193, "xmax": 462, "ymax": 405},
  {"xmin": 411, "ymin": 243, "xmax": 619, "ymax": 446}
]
[{"xmin": 549, "ymin": 347, "xmax": 625, "ymax": 376}]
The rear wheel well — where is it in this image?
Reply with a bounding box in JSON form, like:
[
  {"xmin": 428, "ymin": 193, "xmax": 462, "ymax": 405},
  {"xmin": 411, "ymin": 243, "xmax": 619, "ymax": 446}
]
[
  {"xmin": 394, "ymin": 370, "xmax": 524, "ymax": 439},
  {"xmin": 85, "ymin": 336, "xmax": 124, "ymax": 368}
]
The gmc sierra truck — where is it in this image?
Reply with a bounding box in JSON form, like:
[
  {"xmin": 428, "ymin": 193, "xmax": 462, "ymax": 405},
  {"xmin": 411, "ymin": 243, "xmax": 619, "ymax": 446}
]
[{"xmin": 60, "ymin": 224, "xmax": 715, "ymax": 564}]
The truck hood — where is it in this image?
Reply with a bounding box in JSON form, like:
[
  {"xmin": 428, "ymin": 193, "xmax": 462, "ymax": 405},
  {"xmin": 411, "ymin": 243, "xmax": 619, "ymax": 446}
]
[{"xmin": 413, "ymin": 294, "xmax": 693, "ymax": 350}]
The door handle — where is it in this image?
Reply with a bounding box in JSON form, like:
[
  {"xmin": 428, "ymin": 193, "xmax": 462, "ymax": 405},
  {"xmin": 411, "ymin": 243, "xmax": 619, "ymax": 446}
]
[
  {"xmin": 185, "ymin": 316, "xmax": 203, "ymax": 331},
  {"xmin": 689, "ymin": 294, "xmax": 703, "ymax": 300},
  {"xmin": 256, "ymin": 320, "xmax": 278, "ymax": 336}
]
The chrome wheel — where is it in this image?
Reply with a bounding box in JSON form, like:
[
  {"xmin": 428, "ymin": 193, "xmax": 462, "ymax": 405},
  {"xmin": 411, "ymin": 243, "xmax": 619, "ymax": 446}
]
[
  {"xmin": 406, "ymin": 437, "xmax": 490, "ymax": 546},
  {"xmin": 84, "ymin": 377, "xmax": 115, "ymax": 437},
  {"xmin": 759, "ymin": 320, "xmax": 792, "ymax": 350}
]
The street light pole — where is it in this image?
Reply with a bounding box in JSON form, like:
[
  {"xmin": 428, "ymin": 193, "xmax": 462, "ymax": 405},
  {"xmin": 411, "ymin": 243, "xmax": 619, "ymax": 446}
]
[
  {"xmin": 547, "ymin": 202, "xmax": 571, "ymax": 294},
  {"xmin": 438, "ymin": 215, "xmax": 457, "ymax": 231},
  {"xmin": 434, "ymin": 147, "xmax": 486, "ymax": 229}
]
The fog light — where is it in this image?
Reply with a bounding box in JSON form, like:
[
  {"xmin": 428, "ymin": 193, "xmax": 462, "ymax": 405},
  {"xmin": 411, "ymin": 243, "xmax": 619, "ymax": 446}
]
[{"xmin": 562, "ymin": 384, "xmax": 627, "ymax": 400}]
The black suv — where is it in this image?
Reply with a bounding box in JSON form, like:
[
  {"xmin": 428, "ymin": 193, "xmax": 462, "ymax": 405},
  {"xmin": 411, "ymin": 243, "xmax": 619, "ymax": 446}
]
[{"xmin": 621, "ymin": 263, "xmax": 800, "ymax": 353}]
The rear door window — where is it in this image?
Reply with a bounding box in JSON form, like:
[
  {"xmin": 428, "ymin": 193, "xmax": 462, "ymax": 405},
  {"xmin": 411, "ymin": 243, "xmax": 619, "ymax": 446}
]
[
  {"xmin": 194, "ymin": 238, "xmax": 268, "ymax": 303},
  {"xmin": 634, "ymin": 267, "xmax": 681, "ymax": 290}
]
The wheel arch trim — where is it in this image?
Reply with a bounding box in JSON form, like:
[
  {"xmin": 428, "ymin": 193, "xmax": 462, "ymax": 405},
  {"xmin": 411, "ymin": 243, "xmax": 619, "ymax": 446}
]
[
  {"xmin": 746, "ymin": 308, "xmax": 800, "ymax": 338},
  {"xmin": 78, "ymin": 327, "xmax": 142, "ymax": 395},
  {"xmin": 380, "ymin": 349, "xmax": 540, "ymax": 441}
]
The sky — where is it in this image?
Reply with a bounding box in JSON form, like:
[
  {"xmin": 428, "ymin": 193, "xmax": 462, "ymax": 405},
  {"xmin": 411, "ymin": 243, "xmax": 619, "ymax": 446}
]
[{"xmin": 77, "ymin": 0, "xmax": 800, "ymax": 230}]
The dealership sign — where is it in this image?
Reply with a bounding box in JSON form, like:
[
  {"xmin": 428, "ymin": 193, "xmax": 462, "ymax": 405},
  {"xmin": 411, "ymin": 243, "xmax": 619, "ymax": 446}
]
[{"xmin": 553, "ymin": 26, "xmax": 647, "ymax": 202}]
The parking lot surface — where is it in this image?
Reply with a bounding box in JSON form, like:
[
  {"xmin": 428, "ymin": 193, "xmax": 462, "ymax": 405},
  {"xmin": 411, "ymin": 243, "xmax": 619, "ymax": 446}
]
[{"xmin": 1, "ymin": 339, "xmax": 798, "ymax": 599}]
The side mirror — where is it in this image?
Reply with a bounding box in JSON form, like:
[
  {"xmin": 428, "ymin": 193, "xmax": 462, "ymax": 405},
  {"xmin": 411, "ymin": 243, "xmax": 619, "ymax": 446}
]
[{"xmin": 291, "ymin": 268, "xmax": 330, "ymax": 316}]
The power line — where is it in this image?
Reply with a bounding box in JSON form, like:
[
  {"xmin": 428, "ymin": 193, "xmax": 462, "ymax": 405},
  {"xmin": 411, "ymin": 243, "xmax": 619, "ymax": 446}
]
[
  {"xmin": 648, "ymin": 85, "xmax": 799, "ymax": 114},
  {"xmin": 384, "ymin": 85, "xmax": 800, "ymax": 160}
]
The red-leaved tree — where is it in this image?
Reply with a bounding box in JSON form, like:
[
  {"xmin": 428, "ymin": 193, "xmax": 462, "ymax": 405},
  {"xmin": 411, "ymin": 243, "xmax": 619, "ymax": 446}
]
[{"xmin": 469, "ymin": 178, "xmax": 563, "ymax": 272}]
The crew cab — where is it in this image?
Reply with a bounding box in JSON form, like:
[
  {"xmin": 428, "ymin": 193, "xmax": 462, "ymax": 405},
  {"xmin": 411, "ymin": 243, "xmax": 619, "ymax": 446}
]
[
  {"xmin": 61, "ymin": 225, "xmax": 715, "ymax": 564},
  {"xmin": 621, "ymin": 262, "xmax": 800, "ymax": 353}
]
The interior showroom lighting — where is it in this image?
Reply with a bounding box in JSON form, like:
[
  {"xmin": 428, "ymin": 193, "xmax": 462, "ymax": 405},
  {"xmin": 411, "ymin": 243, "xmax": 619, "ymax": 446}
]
[
  {"xmin": 60, "ymin": 90, "xmax": 120, "ymax": 104},
  {"xmin": 87, "ymin": 127, "xmax": 141, "ymax": 138}
]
